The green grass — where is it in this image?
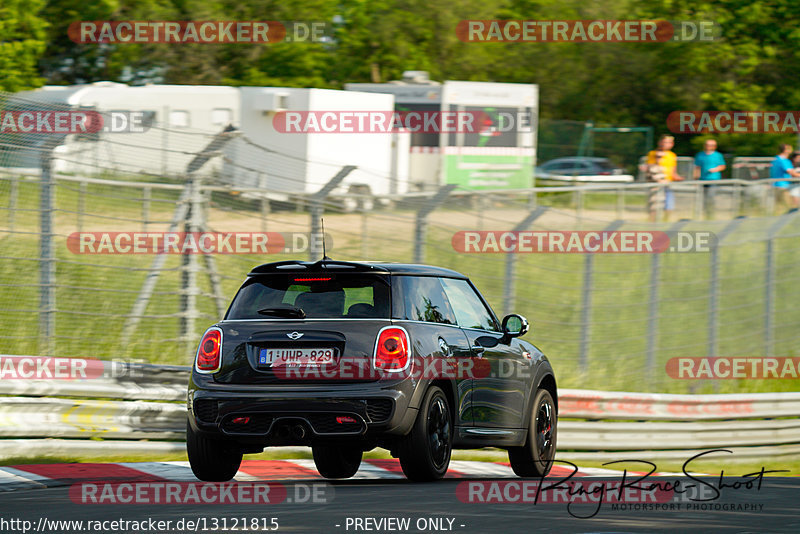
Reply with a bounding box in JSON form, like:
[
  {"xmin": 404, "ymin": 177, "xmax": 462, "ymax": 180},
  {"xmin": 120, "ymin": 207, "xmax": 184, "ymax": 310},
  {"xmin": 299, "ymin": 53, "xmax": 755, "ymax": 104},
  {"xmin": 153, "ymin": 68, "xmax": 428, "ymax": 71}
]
[{"xmin": 0, "ymin": 175, "xmax": 798, "ymax": 393}]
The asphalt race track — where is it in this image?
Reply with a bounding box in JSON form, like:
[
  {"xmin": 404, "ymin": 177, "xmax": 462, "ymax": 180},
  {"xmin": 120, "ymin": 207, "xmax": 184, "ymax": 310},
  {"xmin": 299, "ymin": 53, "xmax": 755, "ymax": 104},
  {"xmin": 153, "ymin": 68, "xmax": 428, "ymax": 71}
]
[
  {"xmin": 0, "ymin": 479, "xmax": 798, "ymax": 533},
  {"xmin": 0, "ymin": 460, "xmax": 797, "ymax": 533}
]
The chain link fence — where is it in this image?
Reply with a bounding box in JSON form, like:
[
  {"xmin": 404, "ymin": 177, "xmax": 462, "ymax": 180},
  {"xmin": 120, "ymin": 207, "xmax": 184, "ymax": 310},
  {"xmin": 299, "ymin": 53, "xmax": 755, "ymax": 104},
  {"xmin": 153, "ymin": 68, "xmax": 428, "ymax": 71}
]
[{"xmin": 1, "ymin": 91, "xmax": 799, "ymax": 395}]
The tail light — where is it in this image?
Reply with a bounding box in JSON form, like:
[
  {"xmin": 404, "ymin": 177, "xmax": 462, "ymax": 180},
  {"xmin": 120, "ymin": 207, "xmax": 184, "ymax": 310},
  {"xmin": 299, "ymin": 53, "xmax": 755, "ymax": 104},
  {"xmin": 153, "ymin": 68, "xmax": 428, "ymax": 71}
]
[
  {"xmin": 195, "ymin": 328, "xmax": 222, "ymax": 373},
  {"xmin": 373, "ymin": 327, "xmax": 410, "ymax": 372}
]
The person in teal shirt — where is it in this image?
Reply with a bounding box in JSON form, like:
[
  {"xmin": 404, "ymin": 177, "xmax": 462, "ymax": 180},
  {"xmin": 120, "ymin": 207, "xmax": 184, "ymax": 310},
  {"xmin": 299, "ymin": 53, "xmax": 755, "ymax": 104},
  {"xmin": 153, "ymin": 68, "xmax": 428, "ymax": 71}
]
[
  {"xmin": 770, "ymin": 143, "xmax": 800, "ymax": 210},
  {"xmin": 694, "ymin": 139, "xmax": 726, "ymax": 218}
]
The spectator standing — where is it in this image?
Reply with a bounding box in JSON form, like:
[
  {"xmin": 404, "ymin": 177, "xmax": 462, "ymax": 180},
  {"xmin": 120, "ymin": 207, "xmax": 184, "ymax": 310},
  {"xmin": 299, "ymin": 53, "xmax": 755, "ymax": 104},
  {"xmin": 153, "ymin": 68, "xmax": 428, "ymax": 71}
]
[
  {"xmin": 693, "ymin": 139, "xmax": 726, "ymax": 218},
  {"xmin": 770, "ymin": 144, "xmax": 800, "ymax": 211},
  {"xmin": 788, "ymin": 152, "xmax": 800, "ymax": 211},
  {"xmin": 646, "ymin": 135, "xmax": 684, "ymax": 221}
]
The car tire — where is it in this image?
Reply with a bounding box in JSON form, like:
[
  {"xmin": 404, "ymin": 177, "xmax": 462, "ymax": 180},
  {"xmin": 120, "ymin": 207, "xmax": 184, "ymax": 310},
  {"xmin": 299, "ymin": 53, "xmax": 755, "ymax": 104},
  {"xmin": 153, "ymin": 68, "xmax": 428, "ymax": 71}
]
[
  {"xmin": 312, "ymin": 444, "xmax": 363, "ymax": 479},
  {"xmin": 398, "ymin": 386, "xmax": 452, "ymax": 482},
  {"xmin": 186, "ymin": 420, "xmax": 243, "ymax": 482},
  {"xmin": 508, "ymin": 389, "xmax": 557, "ymax": 478}
]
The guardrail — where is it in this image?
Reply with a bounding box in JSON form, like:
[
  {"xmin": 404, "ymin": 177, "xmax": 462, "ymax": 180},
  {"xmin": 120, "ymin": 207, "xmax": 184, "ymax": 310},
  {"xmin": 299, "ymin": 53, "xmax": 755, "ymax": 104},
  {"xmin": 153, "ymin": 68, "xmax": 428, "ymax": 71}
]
[{"xmin": 0, "ymin": 360, "xmax": 798, "ymax": 461}]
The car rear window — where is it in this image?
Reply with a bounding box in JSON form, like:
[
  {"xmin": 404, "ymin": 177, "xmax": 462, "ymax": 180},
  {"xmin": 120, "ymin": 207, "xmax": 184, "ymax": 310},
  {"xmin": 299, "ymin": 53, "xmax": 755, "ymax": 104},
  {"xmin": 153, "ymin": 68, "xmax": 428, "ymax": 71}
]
[{"xmin": 226, "ymin": 274, "xmax": 391, "ymax": 319}]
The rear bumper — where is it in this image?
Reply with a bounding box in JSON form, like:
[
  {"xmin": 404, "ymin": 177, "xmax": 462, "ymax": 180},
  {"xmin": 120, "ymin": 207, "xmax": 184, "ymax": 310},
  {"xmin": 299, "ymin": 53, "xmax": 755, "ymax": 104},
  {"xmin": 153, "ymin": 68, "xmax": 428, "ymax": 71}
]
[{"xmin": 188, "ymin": 376, "xmax": 419, "ymax": 445}]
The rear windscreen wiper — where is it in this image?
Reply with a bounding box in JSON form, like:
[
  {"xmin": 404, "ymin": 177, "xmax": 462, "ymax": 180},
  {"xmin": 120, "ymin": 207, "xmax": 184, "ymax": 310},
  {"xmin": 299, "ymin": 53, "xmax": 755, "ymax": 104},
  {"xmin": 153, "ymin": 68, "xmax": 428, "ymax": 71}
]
[{"xmin": 257, "ymin": 306, "xmax": 306, "ymax": 319}]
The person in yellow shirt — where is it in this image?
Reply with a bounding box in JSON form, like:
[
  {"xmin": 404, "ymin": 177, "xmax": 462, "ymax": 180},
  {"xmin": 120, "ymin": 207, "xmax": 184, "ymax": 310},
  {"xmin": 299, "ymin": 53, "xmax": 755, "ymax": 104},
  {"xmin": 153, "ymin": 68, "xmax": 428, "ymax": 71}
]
[{"xmin": 646, "ymin": 135, "xmax": 684, "ymax": 221}]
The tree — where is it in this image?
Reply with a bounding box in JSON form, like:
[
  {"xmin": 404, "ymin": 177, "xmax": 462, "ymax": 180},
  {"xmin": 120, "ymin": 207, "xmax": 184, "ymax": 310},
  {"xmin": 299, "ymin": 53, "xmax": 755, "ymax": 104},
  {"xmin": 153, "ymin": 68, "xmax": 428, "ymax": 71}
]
[{"xmin": 0, "ymin": 0, "xmax": 48, "ymax": 92}]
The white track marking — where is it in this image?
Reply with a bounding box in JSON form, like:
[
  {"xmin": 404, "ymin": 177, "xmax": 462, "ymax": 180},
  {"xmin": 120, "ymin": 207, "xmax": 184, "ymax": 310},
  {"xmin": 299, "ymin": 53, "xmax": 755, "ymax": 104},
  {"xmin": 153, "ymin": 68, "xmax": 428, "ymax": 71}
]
[
  {"xmin": 117, "ymin": 461, "xmax": 197, "ymax": 481},
  {"xmin": 448, "ymin": 461, "xmax": 516, "ymax": 478},
  {"xmin": 0, "ymin": 467, "xmax": 51, "ymax": 490}
]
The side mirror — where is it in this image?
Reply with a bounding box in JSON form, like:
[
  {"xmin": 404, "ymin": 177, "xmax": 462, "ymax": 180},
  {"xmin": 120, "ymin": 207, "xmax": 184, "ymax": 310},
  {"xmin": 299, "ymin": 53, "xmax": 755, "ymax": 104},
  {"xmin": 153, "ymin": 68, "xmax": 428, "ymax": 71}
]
[{"xmin": 502, "ymin": 314, "xmax": 529, "ymax": 340}]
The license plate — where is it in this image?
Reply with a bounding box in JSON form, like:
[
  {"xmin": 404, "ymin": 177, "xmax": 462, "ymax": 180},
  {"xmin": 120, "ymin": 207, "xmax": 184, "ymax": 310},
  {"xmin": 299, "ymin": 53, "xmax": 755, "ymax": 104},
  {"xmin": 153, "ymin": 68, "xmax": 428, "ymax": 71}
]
[{"xmin": 259, "ymin": 348, "xmax": 335, "ymax": 367}]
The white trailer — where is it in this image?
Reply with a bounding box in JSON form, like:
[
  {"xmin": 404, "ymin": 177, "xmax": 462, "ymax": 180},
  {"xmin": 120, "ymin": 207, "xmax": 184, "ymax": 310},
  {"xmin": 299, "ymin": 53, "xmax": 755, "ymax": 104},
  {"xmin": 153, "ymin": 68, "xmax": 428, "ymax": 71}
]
[
  {"xmin": 12, "ymin": 82, "xmax": 241, "ymax": 176},
  {"xmin": 7, "ymin": 83, "xmax": 408, "ymax": 202},
  {"xmin": 347, "ymin": 73, "xmax": 538, "ymax": 191},
  {"xmin": 226, "ymin": 87, "xmax": 408, "ymax": 200}
]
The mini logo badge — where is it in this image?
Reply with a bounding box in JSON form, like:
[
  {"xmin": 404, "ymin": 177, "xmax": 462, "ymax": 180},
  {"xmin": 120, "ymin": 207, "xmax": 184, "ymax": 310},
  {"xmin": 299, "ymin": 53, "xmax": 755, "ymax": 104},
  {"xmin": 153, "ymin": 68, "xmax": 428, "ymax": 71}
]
[{"xmin": 287, "ymin": 332, "xmax": 304, "ymax": 340}]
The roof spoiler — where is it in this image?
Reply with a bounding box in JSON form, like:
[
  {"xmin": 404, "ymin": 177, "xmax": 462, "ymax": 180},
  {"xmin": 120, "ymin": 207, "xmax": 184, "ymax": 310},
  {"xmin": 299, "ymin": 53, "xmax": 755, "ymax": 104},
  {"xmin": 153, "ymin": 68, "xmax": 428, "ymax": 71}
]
[{"xmin": 248, "ymin": 260, "xmax": 390, "ymax": 275}]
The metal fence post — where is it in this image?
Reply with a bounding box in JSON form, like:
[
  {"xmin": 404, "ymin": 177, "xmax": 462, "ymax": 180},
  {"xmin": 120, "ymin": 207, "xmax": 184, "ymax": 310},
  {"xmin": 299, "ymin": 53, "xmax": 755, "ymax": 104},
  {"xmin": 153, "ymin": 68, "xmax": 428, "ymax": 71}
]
[
  {"xmin": 413, "ymin": 184, "xmax": 457, "ymax": 264},
  {"xmin": 655, "ymin": 184, "xmax": 664, "ymax": 222},
  {"xmin": 39, "ymin": 152, "xmax": 56, "ymax": 355},
  {"xmin": 646, "ymin": 220, "xmax": 689, "ymax": 389},
  {"xmin": 8, "ymin": 174, "xmax": 17, "ymax": 233},
  {"xmin": 579, "ymin": 219, "xmax": 625, "ymax": 374},
  {"xmin": 477, "ymin": 194, "xmax": 487, "ymax": 231},
  {"xmin": 708, "ymin": 218, "xmax": 746, "ymax": 365},
  {"xmin": 121, "ymin": 187, "xmax": 191, "ymax": 344},
  {"xmin": 195, "ymin": 183, "xmax": 227, "ymax": 319},
  {"xmin": 309, "ymin": 166, "xmax": 356, "ymax": 261},
  {"xmin": 180, "ymin": 176, "xmax": 202, "ymax": 348},
  {"xmin": 142, "ymin": 186, "xmax": 151, "ymax": 233},
  {"xmin": 694, "ymin": 183, "xmax": 703, "ymax": 220},
  {"xmin": 765, "ymin": 183, "xmax": 775, "ymax": 215},
  {"xmin": 121, "ymin": 125, "xmax": 237, "ymax": 344},
  {"xmin": 360, "ymin": 208, "xmax": 369, "ymax": 259},
  {"xmin": 764, "ymin": 212, "xmax": 797, "ymax": 357},
  {"xmin": 503, "ymin": 207, "xmax": 547, "ymax": 316},
  {"xmin": 258, "ymin": 174, "xmax": 269, "ymax": 233},
  {"xmin": 77, "ymin": 180, "xmax": 87, "ymax": 233},
  {"xmin": 528, "ymin": 189, "xmax": 537, "ymax": 210}
]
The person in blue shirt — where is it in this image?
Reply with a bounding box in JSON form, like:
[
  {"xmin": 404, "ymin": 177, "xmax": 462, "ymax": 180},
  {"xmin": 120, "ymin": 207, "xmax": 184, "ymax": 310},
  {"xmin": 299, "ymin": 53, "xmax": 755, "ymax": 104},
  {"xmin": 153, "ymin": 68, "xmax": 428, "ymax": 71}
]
[
  {"xmin": 770, "ymin": 144, "xmax": 800, "ymax": 210},
  {"xmin": 789, "ymin": 152, "xmax": 800, "ymax": 211},
  {"xmin": 693, "ymin": 139, "xmax": 726, "ymax": 218}
]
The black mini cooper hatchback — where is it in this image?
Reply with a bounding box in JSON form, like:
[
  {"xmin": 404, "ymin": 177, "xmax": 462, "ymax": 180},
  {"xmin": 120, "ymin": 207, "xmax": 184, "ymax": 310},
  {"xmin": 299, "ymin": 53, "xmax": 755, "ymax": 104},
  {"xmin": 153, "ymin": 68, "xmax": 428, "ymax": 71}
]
[{"xmin": 187, "ymin": 260, "xmax": 558, "ymax": 482}]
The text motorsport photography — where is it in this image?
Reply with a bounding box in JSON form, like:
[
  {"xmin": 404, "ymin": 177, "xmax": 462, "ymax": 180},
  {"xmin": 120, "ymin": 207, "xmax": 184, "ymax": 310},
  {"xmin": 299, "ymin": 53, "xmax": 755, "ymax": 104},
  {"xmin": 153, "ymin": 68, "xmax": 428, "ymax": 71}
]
[{"xmin": 458, "ymin": 451, "xmax": 782, "ymax": 519}]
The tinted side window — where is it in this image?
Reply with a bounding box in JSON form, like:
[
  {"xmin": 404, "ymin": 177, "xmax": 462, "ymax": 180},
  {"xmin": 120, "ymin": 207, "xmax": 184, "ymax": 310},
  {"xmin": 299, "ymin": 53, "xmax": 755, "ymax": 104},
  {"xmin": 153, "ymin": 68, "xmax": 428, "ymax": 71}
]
[
  {"xmin": 440, "ymin": 278, "xmax": 499, "ymax": 331},
  {"xmin": 392, "ymin": 276, "xmax": 456, "ymax": 325}
]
